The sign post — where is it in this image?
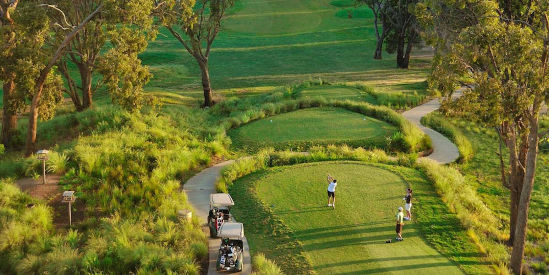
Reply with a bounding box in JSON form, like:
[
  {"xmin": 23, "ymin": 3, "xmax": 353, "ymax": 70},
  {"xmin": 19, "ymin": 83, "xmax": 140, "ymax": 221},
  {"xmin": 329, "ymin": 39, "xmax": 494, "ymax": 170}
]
[
  {"xmin": 36, "ymin": 150, "xmax": 49, "ymax": 184},
  {"xmin": 62, "ymin": 191, "xmax": 76, "ymax": 226}
]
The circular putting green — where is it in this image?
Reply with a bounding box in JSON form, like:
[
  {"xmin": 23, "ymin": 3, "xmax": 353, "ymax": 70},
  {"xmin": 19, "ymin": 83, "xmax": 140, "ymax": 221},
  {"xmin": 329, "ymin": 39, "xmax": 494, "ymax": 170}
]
[
  {"xmin": 230, "ymin": 162, "xmax": 466, "ymax": 274},
  {"xmin": 228, "ymin": 107, "xmax": 396, "ymax": 151},
  {"xmin": 299, "ymin": 86, "xmax": 376, "ymax": 103}
]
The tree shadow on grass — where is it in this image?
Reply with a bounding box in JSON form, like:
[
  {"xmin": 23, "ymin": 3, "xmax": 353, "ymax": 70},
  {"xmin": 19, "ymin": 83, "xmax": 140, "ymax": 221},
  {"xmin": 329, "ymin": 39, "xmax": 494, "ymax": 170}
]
[
  {"xmin": 274, "ymin": 206, "xmax": 331, "ymax": 215},
  {"xmin": 333, "ymin": 261, "xmax": 473, "ymax": 275},
  {"xmin": 295, "ymin": 224, "xmax": 397, "ymax": 241},
  {"xmin": 314, "ymin": 253, "xmax": 488, "ymax": 270},
  {"xmin": 301, "ymin": 232, "xmax": 420, "ymax": 251},
  {"xmin": 291, "ymin": 221, "xmax": 389, "ymax": 235}
]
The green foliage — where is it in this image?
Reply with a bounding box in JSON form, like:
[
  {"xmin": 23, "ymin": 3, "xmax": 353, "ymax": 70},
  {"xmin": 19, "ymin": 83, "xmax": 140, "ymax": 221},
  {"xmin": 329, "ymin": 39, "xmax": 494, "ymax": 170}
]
[
  {"xmin": 0, "ymin": 179, "xmax": 54, "ymax": 274},
  {"xmin": 415, "ymin": 159, "xmax": 508, "ymax": 268},
  {"xmin": 0, "ymin": 144, "xmax": 4, "ymax": 156},
  {"xmin": 252, "ymin": 253, "xmax": 284, "ymax": 275},
  {"xmin": 421, "ymin": 112, "xmax": 473, "ymax": 162},
  {"xmin": 46, "ymin": 151, "xmax": 68, "ymax": 174},
  {"xmin": 228, "ymin": 107, "xmax": 397, "ymax": 152},
  {"xmin": 335, "ymin": 6, "xmax": 373, "ymax": 19},
  {"xmin": 56, "ymin": 0, "xmax": 157, "ymax": 111},
  {"xmin": 445, "ymin": 117, "xmax": 549, "ymax": 272},
  {"xmin": 217, "ymin": 83, "xmax": 430, "ymax": 153},
  {"xmin": 67, "ymin": 109, "xmax": 226, "ymax": 215},
  {"xmin": 78, "ymin": 215, "xmax": 204, "ymax": 274},
  {"xmin": 330, "ymin": 0, "xmax": 356, "ymax": 7},
  {"xmin": 98, "ymin": 28, "xmax": 157, "ymax": 111}
]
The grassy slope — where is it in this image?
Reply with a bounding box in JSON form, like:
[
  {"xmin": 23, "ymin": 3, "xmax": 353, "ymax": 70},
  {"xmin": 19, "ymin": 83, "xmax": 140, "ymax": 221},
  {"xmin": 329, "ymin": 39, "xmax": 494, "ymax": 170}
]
[
  {"xmin": 442, "ymin": 116, "xmax": 549, "ymax": 267},
  {"xmin": 298, "ymin": 85, "xmax": 377, "ymax": 103},
  {"xmin": 141, "ymin": 0, "xmax": 430, "ymax": 99},
  {"xmin": 228, "ymin": 107, "xmax": 396, "ymax": 151},
  {"xmin": 230, "ymin": 162, "xmax": 491, "ymax": 274}
]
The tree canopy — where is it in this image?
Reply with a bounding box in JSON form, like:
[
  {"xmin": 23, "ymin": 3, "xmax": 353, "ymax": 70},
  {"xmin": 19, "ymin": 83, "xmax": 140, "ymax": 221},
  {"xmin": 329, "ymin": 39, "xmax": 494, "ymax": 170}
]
[{"xmin": 418, "ymin": 0, "xmax": 549, "ymax": 273}]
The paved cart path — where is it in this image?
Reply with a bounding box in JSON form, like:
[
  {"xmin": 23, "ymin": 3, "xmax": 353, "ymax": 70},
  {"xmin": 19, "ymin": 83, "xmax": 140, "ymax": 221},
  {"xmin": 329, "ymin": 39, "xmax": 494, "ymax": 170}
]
[
  {"xmin": 402, "ymin": 95, "xmax": 461, "ymax": 164},
  {"xmin": 183, "ymin": 161, "xmax": 252, "ymax": 275}
]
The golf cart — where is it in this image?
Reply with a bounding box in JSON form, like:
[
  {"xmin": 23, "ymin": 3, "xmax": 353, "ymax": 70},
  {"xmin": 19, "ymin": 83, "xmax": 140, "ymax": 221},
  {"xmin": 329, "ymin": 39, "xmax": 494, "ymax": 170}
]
[
  {"xmin": 208, "ymin": 193, "xmax": 234, "ymax": 237},
  {"xmin": 216, "ymin": 222, "xmax": 244, "ymax": 272}
]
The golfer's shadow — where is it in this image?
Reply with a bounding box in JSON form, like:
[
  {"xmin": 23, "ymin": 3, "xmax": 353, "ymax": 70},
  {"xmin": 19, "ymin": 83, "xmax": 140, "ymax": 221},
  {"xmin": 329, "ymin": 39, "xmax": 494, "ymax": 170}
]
[{"xmin": 275, "ymin": 206, "xmax": 330, "ymax": 215}]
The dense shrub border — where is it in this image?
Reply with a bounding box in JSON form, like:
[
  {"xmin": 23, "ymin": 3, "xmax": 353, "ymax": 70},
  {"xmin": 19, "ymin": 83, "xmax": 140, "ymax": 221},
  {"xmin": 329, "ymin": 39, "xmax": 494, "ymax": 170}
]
[
  {"xmin": 221, "ymin": 98, "xmax": 430, "ymax": 153},
  {"xmin": 328, "ymin": 83, "xmax": 428, "ymax": 110},
  {"xmin": 217, "ymin": 146, "xmax": 507, "ymax": 273},
  {"xmin": 421, "ymin": 113, "xmax": 474, "ymax": 162},
  {"xmin": 0, "ymin": 108, "xmax": 224, "ymax": 274}
]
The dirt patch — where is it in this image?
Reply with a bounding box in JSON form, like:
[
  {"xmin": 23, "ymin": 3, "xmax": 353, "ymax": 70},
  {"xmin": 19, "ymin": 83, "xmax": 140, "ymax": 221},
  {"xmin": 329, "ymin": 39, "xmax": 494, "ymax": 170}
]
[
  {"xmin": 16, "ymin": 175, "xmax": 62, "ymax": 200},
  {"xmin": 50, "ymin": 193, "xmax": 86, "ymax": 228},
  {"xmin": 15, "ymin": 174, "xmax": 86, "ymax": 229}
]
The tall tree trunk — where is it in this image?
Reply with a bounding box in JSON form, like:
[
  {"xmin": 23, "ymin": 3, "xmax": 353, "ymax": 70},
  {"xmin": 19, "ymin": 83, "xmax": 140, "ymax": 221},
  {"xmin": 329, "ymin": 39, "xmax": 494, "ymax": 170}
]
[
  {"xmin": 1, "ymin": 77, "xmax": 17, "ymax": 147},
  {"xmin": 374, "ymin": 37, "xmax": 384, "ymax": 60},
  {"xmin": 58, "ymin": 60, "xmax": 83, "ymax": 111},
  {"xmin": 400, "ymin": 30, "xmax": 416, "ymax": 69},
  {"xmin": 373, "ymin": 10, "xmax": 383, "ymax": 60},
  {"xmin": 510, "ymin": 117, "xmax": 539, "ymax": 274},
  {"xmin": 197, "ymin": 59, "xmax": 214, "ymax": 107},
  {"xmin": 25, "ymin": 81, "xmax": 46, "ymax": 156},
  {"xmin": 508, "ymin": 134, "xmax": 528, "ymax": 245},
  {"xmin": 396, "ymin": 34, "xmax": 406, "ymax": 68},
  {"xmin": 79, "ymin": 64, "xmax": 93, "ymax": 108}
]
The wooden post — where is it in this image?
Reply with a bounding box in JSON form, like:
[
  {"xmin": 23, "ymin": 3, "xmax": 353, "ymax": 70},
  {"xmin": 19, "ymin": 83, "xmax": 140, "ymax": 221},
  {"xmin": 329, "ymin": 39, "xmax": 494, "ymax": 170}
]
[
  {"xmin": 42, "ymin": 159, "xmax": 47, "ymax": 184},
  {"xmin": 68, "ymin": 201, "xmax": 72, "ymax": 226}
]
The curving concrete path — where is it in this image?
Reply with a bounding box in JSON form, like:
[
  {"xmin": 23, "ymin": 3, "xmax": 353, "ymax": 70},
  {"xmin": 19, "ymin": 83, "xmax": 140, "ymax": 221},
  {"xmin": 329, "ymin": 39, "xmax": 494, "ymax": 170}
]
[
  {"xmin": 402, "ymin": 94, "xmax": 461, "ymax": 164},
  {"xmin": 183, "ymin": 161, "xmax": 252, "ymax": 275}
]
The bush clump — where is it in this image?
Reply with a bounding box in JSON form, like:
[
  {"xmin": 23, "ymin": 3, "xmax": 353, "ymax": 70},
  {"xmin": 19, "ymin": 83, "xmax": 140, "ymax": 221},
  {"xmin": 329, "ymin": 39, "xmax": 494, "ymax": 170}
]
[{"xmin": 252, "ymin": 253, "xmax": 284, "ymax": 275}]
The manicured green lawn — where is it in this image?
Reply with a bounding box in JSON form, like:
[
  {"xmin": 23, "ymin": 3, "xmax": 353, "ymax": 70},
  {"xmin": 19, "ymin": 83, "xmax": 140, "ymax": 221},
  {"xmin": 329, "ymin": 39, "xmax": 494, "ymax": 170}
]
[
  {"xmin": 298, "ymin": 86, "xmax": 377, "ymax": 103},
  {"xmin": 228, "ymin": 107, "xmax": 396, "ymax": 151},
  {"xmin": 230, "ymin": 161, "xmax": 491, "ymax": 274},
  {"xmin": 141, "ymin": 0, "xmax": 430, "ymax": 95}
]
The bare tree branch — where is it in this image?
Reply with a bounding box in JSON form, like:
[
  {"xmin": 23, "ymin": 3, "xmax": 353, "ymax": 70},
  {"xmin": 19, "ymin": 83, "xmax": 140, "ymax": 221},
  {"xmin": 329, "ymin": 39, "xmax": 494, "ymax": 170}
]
[{"xmin": 39, "ymin": 4, "xmax": 74, "ymax": 28}]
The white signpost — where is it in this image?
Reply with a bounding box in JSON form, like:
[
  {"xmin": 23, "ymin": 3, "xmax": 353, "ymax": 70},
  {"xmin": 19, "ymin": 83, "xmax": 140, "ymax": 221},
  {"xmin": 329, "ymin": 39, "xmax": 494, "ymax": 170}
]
[
  {"xmin": 62, "ymin": 191, "xmax": 76, "ymax": 226},
  {"xmin": 36, "ymin": 150, "xmax": 49, "ymax": 184}
]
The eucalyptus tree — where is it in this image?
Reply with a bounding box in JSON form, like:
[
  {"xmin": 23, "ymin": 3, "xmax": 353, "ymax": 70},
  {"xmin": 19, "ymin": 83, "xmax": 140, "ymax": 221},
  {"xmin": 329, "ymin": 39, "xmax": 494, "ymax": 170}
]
[
  {"xmin": 384, "ymin": 0, "xmax": 421, "ymax": 68},
  {"xmin": 25, "ymin": 2, "xmax": 102, "ymax": 155},
  {"xmin": 0, "ymin": 0, "xmax": 21, "ymax": 146},
  {"xmin": 56, "ymin": 0, "xmax": 156, "ymax": 111},
  {"xmin": 156, "ymin": 0, "xmax": 235, "ymax": 107},
  {"xmin": 1, "ymin": 0, "xmax": 67, "ymax": 148},
  {"xmin": 357, "ymin": 0, "xmax": 389, "ymax": 59},
  {"xmin": 418, "ymin": 0, "xmax": 549, "ymax": 273}
]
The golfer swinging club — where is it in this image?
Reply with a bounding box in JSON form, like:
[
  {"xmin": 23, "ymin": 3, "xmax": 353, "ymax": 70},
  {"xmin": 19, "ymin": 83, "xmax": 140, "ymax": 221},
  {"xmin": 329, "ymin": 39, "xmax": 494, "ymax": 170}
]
[{"xmin": 327, "ymin": 174, "xmax": 337, "ymax": 209}]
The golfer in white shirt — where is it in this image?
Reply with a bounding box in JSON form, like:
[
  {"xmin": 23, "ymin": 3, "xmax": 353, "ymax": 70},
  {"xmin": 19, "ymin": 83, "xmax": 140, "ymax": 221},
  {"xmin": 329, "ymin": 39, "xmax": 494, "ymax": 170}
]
[{"xmin": 327, "ymin": 174, "xmax": 337, "ymax": 209}]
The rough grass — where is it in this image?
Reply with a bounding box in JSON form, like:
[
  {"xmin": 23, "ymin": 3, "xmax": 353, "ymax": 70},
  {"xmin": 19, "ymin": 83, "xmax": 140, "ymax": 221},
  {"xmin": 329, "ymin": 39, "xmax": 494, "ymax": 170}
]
[
  {"xmin": 230, "ymin": 161, "xmax": 491, "ymax": 274},
  {"xmin": 444, "ymin": 116, "xmax": 549, "ymax": 273},
  {"xmin": 228, "ymin": 107, "xmax": 396, "ymax": 151}
]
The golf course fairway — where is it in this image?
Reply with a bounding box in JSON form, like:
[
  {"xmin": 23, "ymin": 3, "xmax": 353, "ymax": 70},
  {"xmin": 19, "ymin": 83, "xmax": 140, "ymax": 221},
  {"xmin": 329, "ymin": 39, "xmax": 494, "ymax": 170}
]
[
  {"xmin": 230, "ymin": 162, "xmax": 491, "ymax": 274},
  {"xmin": 299, "ymin": 86, "xmax": 377, "ymax": 103},
  {"xmin": 228, "ymin": 107, "xmax": 396, "ymax": 151}
]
